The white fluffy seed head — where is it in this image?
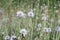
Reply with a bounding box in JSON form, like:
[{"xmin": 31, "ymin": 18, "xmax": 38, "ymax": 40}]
[
  {"xmin": 28, "ymin": 11, "xmax": 34, "ymax": 18},
  {"xmin": 43, "ymin": 27, "xmax": 51, "ymax": 32},
  {"xmin": 16, "ymin": 11, "xmax": 26, "ymax": 18},
  {"xmin": 37, "ymin": 23, "xmax": 42, "ymax": 28},
  {"xmin": 20, "ymin": 29, "xmax": 27, "ymax": 36},
  {"xmin": 10, "ymin": 35, "xmax": 17, "ymax": 40},
  {"xmin": 4, "ymin": 35, "xmax": 10, "ymax": 40}
]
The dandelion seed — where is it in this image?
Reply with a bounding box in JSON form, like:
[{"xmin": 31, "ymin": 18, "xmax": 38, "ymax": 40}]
[
  {"xmin": 10, "ymin": 35, "xmax": 17, "ymax": 40},
  {"xmin": 43, "ymin": 27, "xmax": 51, "ymax": 32},
  {"xmin": 28, "ymin": 11, "xmax": 34, "ymax": 18},
  {"xmin": 37, "ymin": 23, "xmax": 42, "ymax": 28},
  {"xmin": 16, "ymin": 11, "xmax": 26, "ymax": 18},
  {"xmin": 37, "ymin": 23, "xmax": 42, "ymax": 31},
  {"xmin": 20, "ymin": 29, "xmax": 27, "ymax": 37},
  {"xmin": 4, "ymin": 35, "xmax": 10, "ymax": 40}
]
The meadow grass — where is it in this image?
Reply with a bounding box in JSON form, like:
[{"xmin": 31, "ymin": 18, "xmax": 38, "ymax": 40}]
[{"xmin": 0, "ymin": 0, "xmax": 60, "ymax": 40}]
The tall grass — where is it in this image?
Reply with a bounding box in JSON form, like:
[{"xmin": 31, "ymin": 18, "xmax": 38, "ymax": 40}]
[{"xmin": 0, "ymin": 0, "xmax": 60, "ymax": 40}]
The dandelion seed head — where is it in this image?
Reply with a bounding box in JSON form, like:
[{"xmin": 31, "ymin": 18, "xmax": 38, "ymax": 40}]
[
  {"xmin": 20, "ymin": 29, "xmax": 27, "ymax": 35},
  {"xmin": 37, "ymin": 23, "xmax": 42, "ymax": 28},
  {"xmin": 10, "ymin": 35, "xmax": 17, "ymax": 40},
  {"xmin": 16, "ymin": 11, "xmax": 26, "ymax": 18},
  {"xmin": 28, "ymin": 11, "xmax": 34, "ymax": 18},
  {"xmin": 43, "ymin": 27, "xmax": 51, "ymax": 32},
  {"xmin": 4, "ymin": 35, "xmax": 10, "ymax": 40}
]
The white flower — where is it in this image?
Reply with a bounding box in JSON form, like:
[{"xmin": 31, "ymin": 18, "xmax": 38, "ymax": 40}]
[
  {"xmin": 20, "ymin": 29, "xmax": 27, "ymax": 36},
  {"xmin": 43, "ymin": 27, "xmax": 51, "ymax": 32},
  {"xmin": 16, "ymin": 11, "xmax": 26, "ymax": 18},
  {"xmin": 56, "ymin": 26, "xmax": 60, "ymax": 32},
  {"xmin": 10, "ymin": 35, "xmax": 17, "ymax": 40},
  {"xmin": 42, "ymin": 16, "xmax": 48, "ymax": 20},
  {"xmin": 28, "ymin": 11, "xmax": 34, "ymax": 18},
  {"xmin": 37, "ymin": 23, "xmax": 42, "ymax": 31},
  {"xmin": 4, "ymin": 35, "xmax": 10, "ymax": 40},
  {"xmin": 37, "ymin": 23, "xmax": 42, "ymax": 28}
]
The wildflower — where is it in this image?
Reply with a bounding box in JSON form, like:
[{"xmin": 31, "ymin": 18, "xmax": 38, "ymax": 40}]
[
  {"xmin": 10, "ymin": 35, "xmax": 17, "ymax": 40},
  {"xmin": 20, "ymin": 29, "xmax": 27, "ymax": 37},
  {"xmin": 43, "ymin": 27, "xmax": 51, "ymax": 32},
  {"xmin": 56, "ymin": 26, "xmax": 60, "ymax": 32},
  {"xmin": 4, "ymin": 35, "xmax": 10, "ymax": 40},
  {"xmin": 37, "ymin": 23, "xmax": 42, "ymax": 28},
  {"xmin": 16, "ymin": 11, "xmax": 26, "ymax": 18},
  {"xmin": 37, "ymin": 23, "xmax": 42, "ymax": 31},
  {"xmin": 28, "ymin": 11, "xmax": 34, "ymax": 18}
]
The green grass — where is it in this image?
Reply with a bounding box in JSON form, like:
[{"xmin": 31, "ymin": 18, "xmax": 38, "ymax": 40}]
[{"xmin": 0, "ymin": 0, "xmax": 60, "ymax": 40}]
